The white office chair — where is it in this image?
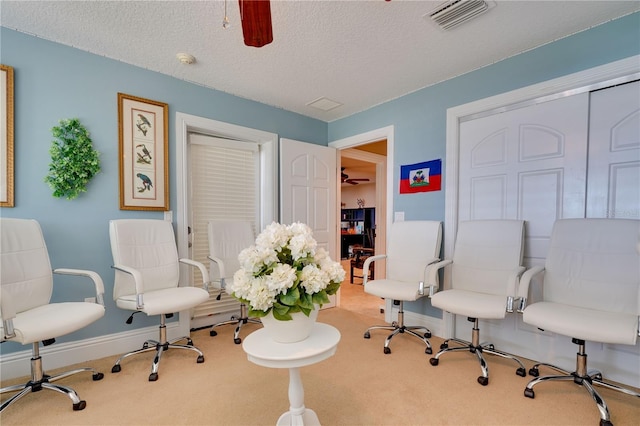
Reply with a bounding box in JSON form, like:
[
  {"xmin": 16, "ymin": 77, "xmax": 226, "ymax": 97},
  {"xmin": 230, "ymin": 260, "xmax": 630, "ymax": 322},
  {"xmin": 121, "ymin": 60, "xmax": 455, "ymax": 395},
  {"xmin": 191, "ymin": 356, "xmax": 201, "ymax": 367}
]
[
  {"xmin": 0, "ymin": 218, "xmax": 105, "ymax": 411},
  {"xmin": 429, "ymin": 220, "xmax": 527, "ymax": 386},
  {"xmin": 362, "ymin": 220, "xmax": 442, "ymax": 355},
  {"xmin": 109, "ymin": 219, "xmax": 210, "ymax": 381},
  {"xmin": 207, "ymin": 220, "xmax": 261, "ymax": 344},
  {"xmin": 518, "ymin": 218, "xmax": 640, "ymax": 426}
]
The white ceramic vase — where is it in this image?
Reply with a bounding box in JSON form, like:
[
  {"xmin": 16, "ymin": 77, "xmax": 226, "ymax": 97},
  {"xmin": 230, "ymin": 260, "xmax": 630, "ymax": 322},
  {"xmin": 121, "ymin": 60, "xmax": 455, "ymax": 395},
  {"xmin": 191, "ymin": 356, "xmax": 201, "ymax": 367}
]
[{"xmin": 260, "ymin": 306, "xmax": 319, "ymax": 343}]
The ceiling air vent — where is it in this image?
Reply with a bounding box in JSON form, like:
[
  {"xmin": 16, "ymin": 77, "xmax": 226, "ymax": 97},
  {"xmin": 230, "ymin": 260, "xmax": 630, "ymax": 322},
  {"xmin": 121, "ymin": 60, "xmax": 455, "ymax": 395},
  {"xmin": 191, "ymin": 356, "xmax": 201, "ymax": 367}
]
[{"xmin": 427, "ymin": 0, "xmax": 493, "ymax": 30}]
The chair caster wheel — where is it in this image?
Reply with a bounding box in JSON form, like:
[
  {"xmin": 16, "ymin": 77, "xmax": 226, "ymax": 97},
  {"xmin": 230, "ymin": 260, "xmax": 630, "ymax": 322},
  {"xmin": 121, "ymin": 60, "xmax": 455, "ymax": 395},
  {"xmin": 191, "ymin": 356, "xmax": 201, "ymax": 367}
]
[
  {"xmin": 599, "ymin": 419, "xmax": 613, "ymax": 426},
  {"xmin": 429, "ymin": 358, "xmax": 439, "ymax": 366},
  {"xmin": 425, "ymin": 347, "xmax": 432, "ymax": 355},
  {"xmin": 111, "ymin": 364, "xmax": 121, "ymax": 373},
  {"xmin": 524, "ymin": 388, "xmax": 535, "ymax": 398},
  {"xmin": 142, "ymin": 342, "xmax": 149, "ymax": 349},
  {"xmin": 93, "ymin": 372, "xmax": 104, "ymax": 381},
  {"xmin": 73, "ymin": 400, "xmax": 87, "ymax": 411},
  {"xmin": 528, "ymin": 368, "xmax": 539, "ymax": 377},
  {"xmin": 149, "ymin": 373, "xmax": 159, "ymax": 381},
  {"xmin": 197, "ymin": 355, "xmax": 205, "ymax": 363},
  {"xmin": 210, "ymin": 330, "xmax": 218, "ymax": 337},
  {"xmin": 186, "ymin": 339, "xmax": 194, "ymax": 346},
  {"xmin": 364, "ymin": 331, "xmax": 370, "ymax": 339},
  {"xmin": 477, "ymin": 376, "xmax": 489, "ymax": 386},
  {"xmin": 440, "ymin": 343, "xmax": 448, "ymax": 350},
  {"xmin": 383, "ymin": 347, "xmax": 391, "ymax": 354},
  {"xmin": 516, "ymin": 367, "xmax": 526, "ymax": 377},
  {"xmin": 424, "ymin": 332, "xmax": 432, "ymax": 338},
  {"xmin": 234, "ymin": 338, "xmax": 242, "ymax": 344}
]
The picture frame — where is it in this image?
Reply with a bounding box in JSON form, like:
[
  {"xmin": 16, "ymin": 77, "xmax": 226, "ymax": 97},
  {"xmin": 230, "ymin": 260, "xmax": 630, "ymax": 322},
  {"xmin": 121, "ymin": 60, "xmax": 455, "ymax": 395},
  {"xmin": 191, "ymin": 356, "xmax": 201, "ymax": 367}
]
[
  {"xmin": 1, "ymin": 64, "xmax": 14, "ymax": 207},
  {"xmin": 118, "ymin": 92, "xmax": 169, "ymax": 211}
]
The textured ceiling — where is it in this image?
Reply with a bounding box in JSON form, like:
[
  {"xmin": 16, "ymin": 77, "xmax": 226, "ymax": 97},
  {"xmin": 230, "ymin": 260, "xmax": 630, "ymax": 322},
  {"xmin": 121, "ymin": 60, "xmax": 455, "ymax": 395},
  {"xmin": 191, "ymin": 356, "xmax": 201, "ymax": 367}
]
[{"xmin": 1, "ymin": 1, "xmax": 638, "ymax": 122}]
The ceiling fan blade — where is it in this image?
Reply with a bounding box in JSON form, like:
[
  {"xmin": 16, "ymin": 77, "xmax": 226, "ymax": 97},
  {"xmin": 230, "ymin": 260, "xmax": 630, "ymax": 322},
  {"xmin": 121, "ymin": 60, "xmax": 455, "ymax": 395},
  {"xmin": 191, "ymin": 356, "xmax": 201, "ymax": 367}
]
[{"xmin": 239, "ymin": 0, "xmax": 273, "ymax": 48}]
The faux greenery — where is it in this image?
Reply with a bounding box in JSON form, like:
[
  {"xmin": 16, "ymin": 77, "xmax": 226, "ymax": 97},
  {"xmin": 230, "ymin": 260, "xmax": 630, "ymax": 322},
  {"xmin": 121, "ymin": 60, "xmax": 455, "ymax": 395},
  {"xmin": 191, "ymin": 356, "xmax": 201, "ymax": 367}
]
[{"xmin": 44, "ymin": 118, "xmax": 101, "ymax": 199}]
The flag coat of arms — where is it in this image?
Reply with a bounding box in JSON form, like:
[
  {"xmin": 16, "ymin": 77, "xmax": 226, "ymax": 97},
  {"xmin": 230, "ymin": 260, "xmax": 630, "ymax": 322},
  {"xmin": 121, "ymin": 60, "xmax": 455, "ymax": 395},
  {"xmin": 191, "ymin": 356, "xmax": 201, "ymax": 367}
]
[{"xmin": 399, "ymin": 159, "xmax": 442, "ymax": 194}]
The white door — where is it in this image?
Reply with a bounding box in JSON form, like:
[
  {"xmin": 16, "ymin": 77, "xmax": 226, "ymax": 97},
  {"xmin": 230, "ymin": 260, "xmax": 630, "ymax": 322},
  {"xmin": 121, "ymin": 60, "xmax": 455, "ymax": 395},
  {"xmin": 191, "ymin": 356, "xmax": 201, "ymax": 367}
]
[
  {"xmin": 457, "ymin": 85, "xmax": 640, "ymax": 386},
  {"xmin": 587, "ymin": 80, "xmax": 640, "ymax": 220},
  {"xmin": 280, "ymin": 138, "xmax": 338, "ymax": 308}
]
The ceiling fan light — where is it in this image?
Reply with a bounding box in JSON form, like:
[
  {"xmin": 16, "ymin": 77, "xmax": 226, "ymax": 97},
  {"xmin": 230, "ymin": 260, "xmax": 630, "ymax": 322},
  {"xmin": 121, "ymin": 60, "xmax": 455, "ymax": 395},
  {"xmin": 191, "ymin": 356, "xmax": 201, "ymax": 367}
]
[{"xmin": 239, "ymin": 0, "xmax": 273, "ymax": 48}]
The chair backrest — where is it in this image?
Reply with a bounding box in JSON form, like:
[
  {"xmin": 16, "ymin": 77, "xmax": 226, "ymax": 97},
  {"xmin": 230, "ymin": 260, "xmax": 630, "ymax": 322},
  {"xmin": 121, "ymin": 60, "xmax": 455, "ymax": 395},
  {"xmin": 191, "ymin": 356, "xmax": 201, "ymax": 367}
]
[
  {"xmin": 451, "ymin": 220, "xmax": 524, "ymax": 296},
  {"xmin": 0, "ymin": 218, "xmax": 53, "ymax": 315},
  {"xmin": 544, "ymin": 218, "xmax": 639, "ymax": 315},
  {"xmin": 386, "ymin": 221, "xmax": 442, "ymax": 282},
  {"xmin": 207, "ymin": 220, "xmax": 255, "ymax": 281},
  {"xmin": 109, "ymin": 219, "xmax": 180, "ymax": 300}
]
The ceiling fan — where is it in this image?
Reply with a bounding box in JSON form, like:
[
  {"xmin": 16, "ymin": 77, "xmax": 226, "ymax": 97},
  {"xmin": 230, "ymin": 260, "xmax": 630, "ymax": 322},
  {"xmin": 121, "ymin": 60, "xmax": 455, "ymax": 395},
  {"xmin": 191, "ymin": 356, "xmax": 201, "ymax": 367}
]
[{"xmin": 341, "ymin": 168, "xmax": 370, "ymax": 185}]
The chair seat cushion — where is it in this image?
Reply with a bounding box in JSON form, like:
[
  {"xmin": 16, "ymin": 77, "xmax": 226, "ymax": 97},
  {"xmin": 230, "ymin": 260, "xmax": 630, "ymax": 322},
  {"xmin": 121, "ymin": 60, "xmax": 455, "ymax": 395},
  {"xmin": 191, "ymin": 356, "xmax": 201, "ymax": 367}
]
[
  {"xmin": 2, "ymin": 302, "xmax": 105, "ymax": 345},
  {"xmin": 116, "ymin": 287, "xmax": 210, "ymax": 316},
  {"xmin": 523, "ymin": 301, "xmax": 638, "ymax": 345},
  {"xmin": 365, "ymin": 279, "xmax": 425, "ymax": 302},
  {"xmin": 430, "ymin": 289, "xmax": 508, "ymax": 319}
]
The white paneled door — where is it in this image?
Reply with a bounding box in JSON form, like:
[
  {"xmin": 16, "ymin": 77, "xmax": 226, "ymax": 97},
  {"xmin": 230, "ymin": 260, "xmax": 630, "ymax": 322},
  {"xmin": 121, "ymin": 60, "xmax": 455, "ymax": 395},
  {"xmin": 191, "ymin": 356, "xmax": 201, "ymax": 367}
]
[
  {"xmin": 280, "ymin": 138, "xmax": 338, "ymax": 308},
  {"xmin": 457, "ymin": 82, "xmax": 640, "ymax": 387}
]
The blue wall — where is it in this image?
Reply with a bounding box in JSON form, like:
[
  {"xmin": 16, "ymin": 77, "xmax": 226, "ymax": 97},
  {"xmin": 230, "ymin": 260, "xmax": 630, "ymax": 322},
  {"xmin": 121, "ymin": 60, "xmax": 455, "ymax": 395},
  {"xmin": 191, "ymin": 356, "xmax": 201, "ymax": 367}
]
[
  {"xmin": 0, "ymin": 28, "xmax": 327, "ymax": 354},
  {"xmin": 328, "ymin": 12, "xmax": 640, "ymax": 316},
  {"xmin": 1, "ymin": 12, "xmax": 639, "ymax": 354}
]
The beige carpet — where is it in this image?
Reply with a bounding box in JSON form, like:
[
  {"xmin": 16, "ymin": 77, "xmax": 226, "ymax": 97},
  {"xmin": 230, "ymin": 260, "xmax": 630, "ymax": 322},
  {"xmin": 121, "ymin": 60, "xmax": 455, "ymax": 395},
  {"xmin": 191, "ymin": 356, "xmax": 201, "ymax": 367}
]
[{"xmin": 1, "ymin": 307, "xmax": 639, "ymax": 426}]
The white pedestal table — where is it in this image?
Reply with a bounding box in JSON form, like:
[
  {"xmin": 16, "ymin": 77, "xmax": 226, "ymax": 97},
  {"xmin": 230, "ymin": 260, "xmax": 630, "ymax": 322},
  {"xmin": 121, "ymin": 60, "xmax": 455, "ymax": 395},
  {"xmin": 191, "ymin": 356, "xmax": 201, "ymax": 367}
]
[{"xmin": 242, "ymin": 323, "xmax": 341, "ymax": 426}]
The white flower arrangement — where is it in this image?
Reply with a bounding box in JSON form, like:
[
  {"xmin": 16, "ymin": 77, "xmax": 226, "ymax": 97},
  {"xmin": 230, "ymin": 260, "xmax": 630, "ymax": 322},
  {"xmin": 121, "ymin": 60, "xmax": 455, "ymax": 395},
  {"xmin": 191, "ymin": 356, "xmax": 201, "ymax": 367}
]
[{"xmin": 231, "ymin": 222, "xmax": 345, "ymax": 320}]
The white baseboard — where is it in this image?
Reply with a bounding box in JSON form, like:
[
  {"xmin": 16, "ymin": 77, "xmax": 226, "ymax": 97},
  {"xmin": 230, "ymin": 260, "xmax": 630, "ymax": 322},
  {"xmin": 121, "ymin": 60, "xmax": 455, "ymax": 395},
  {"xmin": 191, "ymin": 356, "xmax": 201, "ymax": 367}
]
[{"xmin": 0, "ymin": 322, "xmax": 184, "ymax": 381}]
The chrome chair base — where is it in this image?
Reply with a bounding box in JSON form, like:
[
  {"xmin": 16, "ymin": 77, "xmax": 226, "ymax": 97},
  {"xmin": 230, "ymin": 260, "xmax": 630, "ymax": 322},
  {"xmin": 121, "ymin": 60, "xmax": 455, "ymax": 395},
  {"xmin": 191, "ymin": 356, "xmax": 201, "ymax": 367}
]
[
  {"xmin": 111, "ymin": 314, "xmax": 204, "ymax": 381},
  {"xmin": 0, "ymin": 343, "xmax": 103, "ymax": 412},
  {"xmin": 209, "ymin": 302, "xmax": 261, "ymax": 344},
  {"xmin": 524, "ymin": 339, "xmax": 640, "ymax": 426},
  {"xmin": 429, "ymin": 317, "xmax": 527, "ymax": 386},
  {"xmin": 363, "ymin": 300, "xmax": 433, "ymax": 355}
]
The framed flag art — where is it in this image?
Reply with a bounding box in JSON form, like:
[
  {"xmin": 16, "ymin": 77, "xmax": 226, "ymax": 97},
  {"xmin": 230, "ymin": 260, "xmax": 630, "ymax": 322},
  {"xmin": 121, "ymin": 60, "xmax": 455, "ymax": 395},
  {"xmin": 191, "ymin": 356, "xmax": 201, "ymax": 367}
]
[{"xmin": 399, "ymin": 159, "xmax": 442, "ymax": 194}]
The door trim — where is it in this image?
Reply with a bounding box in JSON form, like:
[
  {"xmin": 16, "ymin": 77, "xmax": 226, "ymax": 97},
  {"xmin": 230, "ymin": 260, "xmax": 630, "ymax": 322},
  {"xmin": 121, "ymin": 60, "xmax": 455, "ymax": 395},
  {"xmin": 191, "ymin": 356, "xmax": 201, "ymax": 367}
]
[{"xmin": 175, "ymin": 112, "xmax": 278, "ymax": 335}]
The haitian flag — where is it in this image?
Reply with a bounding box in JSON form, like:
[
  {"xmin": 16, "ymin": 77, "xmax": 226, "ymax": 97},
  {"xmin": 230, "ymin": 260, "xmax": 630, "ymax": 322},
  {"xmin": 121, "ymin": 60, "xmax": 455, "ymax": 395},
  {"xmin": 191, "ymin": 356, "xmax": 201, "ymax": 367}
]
[{"xmin": 399, "ymin": 159, "xmax": 442, "ymax": 194}]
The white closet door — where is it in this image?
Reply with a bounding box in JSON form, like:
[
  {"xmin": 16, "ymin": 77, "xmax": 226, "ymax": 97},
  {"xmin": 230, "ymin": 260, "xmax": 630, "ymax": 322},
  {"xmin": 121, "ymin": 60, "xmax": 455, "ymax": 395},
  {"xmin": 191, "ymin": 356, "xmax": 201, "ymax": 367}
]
[
  {"xmin": 458, "ymin": 93, "xmax": 590, "ymax": 360},
  {"xmin": 587, "ymin": 80, "xmax": 640, "ymax": 219},
  {"xmin": 585, "ymin": 80, "xmax": 640, "ymax": 387}
]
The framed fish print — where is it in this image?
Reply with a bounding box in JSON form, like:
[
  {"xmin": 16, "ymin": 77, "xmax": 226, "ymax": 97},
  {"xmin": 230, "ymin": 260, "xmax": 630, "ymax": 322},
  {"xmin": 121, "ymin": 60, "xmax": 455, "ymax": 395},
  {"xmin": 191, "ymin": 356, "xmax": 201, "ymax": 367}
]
[
  {"xmin": 1, "ymin": 64, "xmax": 14, "ymax": 207},
  {"xmin": 118, "ymin": 93, "xmax": 169, "ymax": 211}
]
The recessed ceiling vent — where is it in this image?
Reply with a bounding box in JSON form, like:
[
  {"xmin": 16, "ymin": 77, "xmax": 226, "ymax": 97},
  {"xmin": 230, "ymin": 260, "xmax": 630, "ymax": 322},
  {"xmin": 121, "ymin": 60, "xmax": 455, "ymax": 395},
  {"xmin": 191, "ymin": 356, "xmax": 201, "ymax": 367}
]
[{"xmin": 427, "ymin": 0, "xmax": 494, "ymax": 30}]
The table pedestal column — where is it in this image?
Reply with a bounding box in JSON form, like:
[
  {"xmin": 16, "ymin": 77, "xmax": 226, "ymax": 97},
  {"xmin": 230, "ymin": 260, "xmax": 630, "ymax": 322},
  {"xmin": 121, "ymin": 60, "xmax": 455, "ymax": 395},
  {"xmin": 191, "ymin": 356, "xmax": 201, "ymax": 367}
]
[{"xmin": 276, "ymin": 367, "xmax": 320, "ymax": 426}]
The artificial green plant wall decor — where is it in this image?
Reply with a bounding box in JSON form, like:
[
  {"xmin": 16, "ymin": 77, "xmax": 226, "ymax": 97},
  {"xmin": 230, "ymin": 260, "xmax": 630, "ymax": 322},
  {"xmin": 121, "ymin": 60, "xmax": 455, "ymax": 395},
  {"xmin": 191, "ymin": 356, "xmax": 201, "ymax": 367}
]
[{"xmin": 45, "ymin": 118, "xmax": 101, "ymax": 199}]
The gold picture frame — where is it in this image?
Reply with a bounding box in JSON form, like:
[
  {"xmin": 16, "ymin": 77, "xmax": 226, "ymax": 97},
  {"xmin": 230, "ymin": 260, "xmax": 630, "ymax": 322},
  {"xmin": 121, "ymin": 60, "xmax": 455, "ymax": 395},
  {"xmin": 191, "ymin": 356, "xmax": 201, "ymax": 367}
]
[
  {"xmin": 118, "ymin": 93, "xmax": 169, "ymax": 211},
  {"xmin": 1, "ymin": 64, "xmax": 14, "ymax": 207}
]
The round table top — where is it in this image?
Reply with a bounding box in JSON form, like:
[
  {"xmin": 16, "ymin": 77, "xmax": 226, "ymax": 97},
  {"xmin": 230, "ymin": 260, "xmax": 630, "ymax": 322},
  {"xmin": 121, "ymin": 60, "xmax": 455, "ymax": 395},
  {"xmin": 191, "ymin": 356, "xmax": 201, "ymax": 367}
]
[{"xmin": 242, "ymin": 323, "xmax": 341, "ymax": 369}]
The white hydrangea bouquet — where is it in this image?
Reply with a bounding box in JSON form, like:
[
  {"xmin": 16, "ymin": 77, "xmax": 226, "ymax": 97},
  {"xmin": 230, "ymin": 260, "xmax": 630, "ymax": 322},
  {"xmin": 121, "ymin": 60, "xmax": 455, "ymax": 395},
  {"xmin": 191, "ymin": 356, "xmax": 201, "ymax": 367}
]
[{"xmin": 231, "ymin": 222, "xmax": 345, "ymax": 321}]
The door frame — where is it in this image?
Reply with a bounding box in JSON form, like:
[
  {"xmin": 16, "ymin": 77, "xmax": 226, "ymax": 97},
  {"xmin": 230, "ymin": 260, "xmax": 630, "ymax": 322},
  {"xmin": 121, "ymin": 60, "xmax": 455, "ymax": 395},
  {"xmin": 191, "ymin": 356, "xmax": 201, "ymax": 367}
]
[
  {"xmin": 175, "ymin": 112, "xmax": 278, "ymax": 335},
  {"xmin": 329, "ymin": 125, "xmax": 393, "ymax": 309},
  {"xmin": 443, "ymin": 55, "xmax": 640, "ymax": 338}
]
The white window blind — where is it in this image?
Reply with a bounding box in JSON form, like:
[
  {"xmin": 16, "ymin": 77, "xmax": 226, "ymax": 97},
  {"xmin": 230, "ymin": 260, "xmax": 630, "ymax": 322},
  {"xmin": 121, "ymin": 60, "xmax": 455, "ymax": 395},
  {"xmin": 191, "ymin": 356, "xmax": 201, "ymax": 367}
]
[{"xmin": 189, "ymin": 133, "xmax": 259, "ymax": 319}]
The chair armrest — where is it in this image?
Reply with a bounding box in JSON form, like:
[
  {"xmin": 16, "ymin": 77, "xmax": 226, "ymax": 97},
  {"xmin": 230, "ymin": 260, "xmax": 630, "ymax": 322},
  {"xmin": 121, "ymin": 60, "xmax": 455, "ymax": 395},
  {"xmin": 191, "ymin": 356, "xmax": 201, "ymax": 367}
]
[
  {"xmin": 505, "ymin": 266, "xmax": 526, "ymax": 312},
  {"xmin": 362, "ymin": 254, "xmax": 387, "ymax": 285},
  {"xmin": 54, "ymin": 268, "xmax": 106, "ymax": 306},
  {"xmin": 423, "ymin": 259, "xmax": 452, "ymax": 296},
  {"xmin": 0, "ymin": 288, "xmax": 17, "ymax": 339},
  {"xmin": 207, "ymin": 255, "xmax": 226, "ymax": 289},
  {"xmin": 516, "ymin": 265, "xmax": 545, "ymax": 312},
  {"xmin": 112, "ymin": 264, "xmax": 145, "ymax": 309},
  {"xmin": 180, "ymin": 258, "xmax": 211, "ymax": 291}
]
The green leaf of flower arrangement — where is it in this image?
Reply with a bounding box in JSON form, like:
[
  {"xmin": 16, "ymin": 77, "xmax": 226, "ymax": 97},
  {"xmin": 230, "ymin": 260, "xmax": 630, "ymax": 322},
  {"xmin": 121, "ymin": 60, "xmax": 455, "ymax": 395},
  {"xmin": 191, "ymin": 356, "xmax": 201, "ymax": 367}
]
[{"xmin": 280, "ymin": 286, "xmax": 300, "ymax": 306}]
